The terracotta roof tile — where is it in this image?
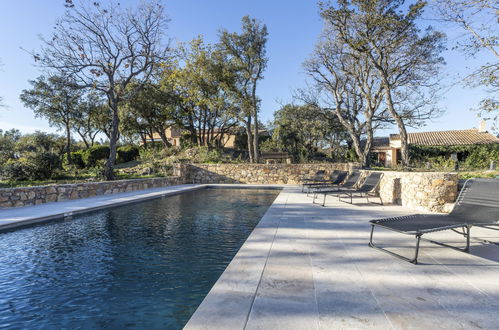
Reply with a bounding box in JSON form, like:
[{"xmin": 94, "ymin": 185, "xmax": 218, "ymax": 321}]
[{"xmin": 391, "ymin": 129, "xmax": 499, "ymax": 146}]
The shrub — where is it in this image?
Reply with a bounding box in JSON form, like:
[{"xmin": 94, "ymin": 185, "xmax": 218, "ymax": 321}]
[
  {"xmin": 117, "ymin": 145, "xmax": 140, "ymax": 163},
  {"xmin": 64, "ymin": 151, "xmax": 86, "ymax": 169},
  {"xmin": 1, "ymin": 160, "xmax": 32, "ymax": 181},
  {"xmin": 1, "ymin": 152, "xmax": 62, "ymax": 181},
  {"xmin": 82, "ymin": 145, "xmax": 110, "ymax": 167}
]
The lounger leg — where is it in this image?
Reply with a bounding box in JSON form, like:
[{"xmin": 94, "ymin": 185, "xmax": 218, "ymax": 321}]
[
  {"xmin": 423, "ymin": 225, "xmax": 472, "ymax": 253},
  {"xmin": 369, "ymin": 225, "xmax": 421, "ymax": 264}
]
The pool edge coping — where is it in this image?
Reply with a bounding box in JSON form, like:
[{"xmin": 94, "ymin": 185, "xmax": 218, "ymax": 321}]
[{"xmin": 0, "ymin": 184, "xmax": 290, "ymax": 232}]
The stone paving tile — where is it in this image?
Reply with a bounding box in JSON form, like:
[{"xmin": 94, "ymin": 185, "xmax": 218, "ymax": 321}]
[{"xmin": 186, "ymin": 187, "xmax": 499, "ymax": 329}]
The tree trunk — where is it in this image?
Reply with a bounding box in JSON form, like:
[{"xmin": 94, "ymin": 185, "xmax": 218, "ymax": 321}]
[
  {"xmin": 253, "ymin": 107, "xmax": 260, "ymax": 163},
  {"xmin": 104, "ymin": 103, "xmax": 119, "ymax": 180},
  {"xmin": 245, "ymin": 115, "xmax": 254, "ymax": 163},
  {"xmin": 65, "ymin": 123, "xmax": 72, "ymax": 165},
  {"xmin": 157, "ymin": 129, "xmax": 171, "ymax": 148},
  {"xmin": 383, "ymin": 87, "xmax": 409, "ymax": 167}
]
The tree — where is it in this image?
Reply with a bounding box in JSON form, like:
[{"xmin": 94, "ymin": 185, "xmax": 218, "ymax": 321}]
[
  {"xmin": 36, "ymin": 0, "xmax": 169, "ymax": 179},
  {"xmin": 268, "ymin": 104, "xmax": 348, "ymax": 162},
  {"xmin": 303, "ymin": 26, "xmax": 386, "ymax": 167},
  {"xmin": 20, "ymin": 75, "xmax": 82, "ymax": 164},
  {"xmin": 433, "ymin": 0, "xmax": 498, "ymax": 132},
  {"xmin": 124, "ymin": 81, "xmax": 176, "ymax": 148},
  {"xmin": 166, "ymin": 37, "xmax": 238, "ymax": 148},
  {"xmin": 73, "ymin": 92, "xmax": 104, "ymax": 148},
  {"xmin": 0, "ymin": 129, "xmax": 21, "ymax": 165},
  {"xmin": 319, "ymin": 0, "xmax": 445, "ymax": 166},
  {"xmin": 219, "ymin": 16, "xmax": 268, "ymax": 162}
]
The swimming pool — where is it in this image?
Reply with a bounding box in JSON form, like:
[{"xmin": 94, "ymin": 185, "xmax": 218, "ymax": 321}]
[{"xmin": 0, "ymin": 188, "xmax": 280, "ymax": 329}]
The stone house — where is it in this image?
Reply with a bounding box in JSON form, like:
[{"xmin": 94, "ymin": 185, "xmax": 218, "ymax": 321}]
[
  {"xmin": 371, "ymin": 122, "xmax": 499, "ymax": 167},
  {"xmin": 145, "ymin": 127, "xmax": 238, "ymax": 148}
]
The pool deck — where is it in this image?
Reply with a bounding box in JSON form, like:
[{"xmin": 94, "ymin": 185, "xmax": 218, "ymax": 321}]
[
  {"xmin": 185, "ymin": 186, "xmax": 499, "ymax": 330},
  {"xmin": 1, "ymin": 184, "xmax": 498, "ymax": 329}
]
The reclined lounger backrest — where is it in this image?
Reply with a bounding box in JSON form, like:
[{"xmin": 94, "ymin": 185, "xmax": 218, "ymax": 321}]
[
  {"xmin": 332, "ymin": 171, "xmax": 348, "ymax": 185},
  {"xmin": 342, "ymin": 171, "xmax": 361, "ymax": 189},
  {"xmin": 357, "ymin": 172, "xmax": 383, "ymax": 193},
  {"xmin": 450, "ymin": 178, "xmax": 499, "ymax": 225},
  {"xmin": 328, "ymin": 170, "xmax": 340, "ymax": 181}
]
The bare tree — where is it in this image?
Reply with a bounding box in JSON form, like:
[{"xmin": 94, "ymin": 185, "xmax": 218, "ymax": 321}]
[
  {"xmin": 433, "ymin": 0, "xmax": 498, "ymax": 131},
  {"xmin": 320, "ymin": 0, "xmax": 445, "ymax": 166},
  {"xmin": 35, "ymin": 0, "xmax": 169, "ymax": 179},
  {"xmin": 303, "ymin": 31, "xmax": 385, "ymax": 167}
]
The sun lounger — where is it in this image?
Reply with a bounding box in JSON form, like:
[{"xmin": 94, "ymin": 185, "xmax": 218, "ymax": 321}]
[
  {"xmin": 313, "ymin": 171, "xmax": 361, "ymax": 205},
  {"xmin": 337, "ymin": 172, "xmax": 383, "ymax": 205},
  {"xmin": 304, "ymin": 171, "xmax": 348, "ymax": 195},
  {"xmin": 369, "ymin": 178, "xmax": 499, "ymax": 264}
]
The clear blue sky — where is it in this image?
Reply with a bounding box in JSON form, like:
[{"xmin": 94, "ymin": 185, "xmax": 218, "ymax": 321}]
[{"xmin": 0, "ymin": 0, "xmax": 493, "ymax": 136}]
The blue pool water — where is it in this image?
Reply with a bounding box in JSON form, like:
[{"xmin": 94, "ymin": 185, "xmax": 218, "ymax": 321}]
[{"xmin": 0, "ymin": 188, "xmax": 279, "ymax": 329}]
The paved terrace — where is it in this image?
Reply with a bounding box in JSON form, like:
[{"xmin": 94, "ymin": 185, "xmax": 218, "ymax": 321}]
[
  {"xmin": 186, "ymin": 186, "xmax": 499, "ymax": 330},
  {"xmin": 1, "ymin": 184, "xmax": 498, "ymax": 329}
]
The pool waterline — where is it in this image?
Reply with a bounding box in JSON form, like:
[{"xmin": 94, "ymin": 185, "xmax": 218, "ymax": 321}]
[{"xmin": 0, "ymin": 187, "xmax": 281, "ymax": 329}]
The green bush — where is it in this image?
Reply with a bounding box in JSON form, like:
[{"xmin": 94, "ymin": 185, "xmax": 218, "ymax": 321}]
[
  {"xmin": 1, "ymin": 152, "xmax": 62, "ymax": 181},
  {"xmin": 65, "ymin": 151, "xmax": 86, "ymax": 169},
  {"xmin": 117, "ymin": 145, "xmax": 140, "ymax": 163},
  {"xmin": 82, "ymin": 145, "xmax": 110, "ymax": 167},
  {"xmin": 1, "ymin": 160, "xmax": 32, "ymax": 181},
  {"xmin": 464, "ymin": 144, "xmax": 499, "ymax": 169}
]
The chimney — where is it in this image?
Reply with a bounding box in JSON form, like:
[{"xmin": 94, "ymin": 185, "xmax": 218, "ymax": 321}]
[{"xmin": 478, "ymin": 119, "xmax": 487, "ymax": 133}]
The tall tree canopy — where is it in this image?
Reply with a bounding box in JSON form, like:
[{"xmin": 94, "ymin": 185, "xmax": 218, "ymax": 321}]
[
  {"xmin": 20, "ymin": 75, "xmax": 82, "ymax": 164},
  {"xmin": 318, "ymin": 0, "xmax": 445, "ymax": 166},
  {"xmin": 219, "ymin": 16, "xmax": 268, "ymax": 162},
  {"xmin": 36, "ymin": 0, "xmax": 169, "ymax": 179},
  {"xmin": 433, "ymin": 0, "xmax": 498, "ymax": 132}
]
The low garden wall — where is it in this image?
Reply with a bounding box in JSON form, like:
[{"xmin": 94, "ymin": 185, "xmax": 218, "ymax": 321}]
[
  {"xmin": 185, "ymin": 164, "xmax": 458, "ymax": 212},
  {"xmin": 0, "ymin": 163, "xmax": 458, "ymax": 213},
  {"xmin": 0, "ymin": 176, "xmax": 184, "ymax": 209},
  {"xmin": 360, "ymin": 170, "xmax": 458, "ymax": 213},
  {"xmin": 185, "ymin": 163, "xmax": 358, "ymax": 184}
]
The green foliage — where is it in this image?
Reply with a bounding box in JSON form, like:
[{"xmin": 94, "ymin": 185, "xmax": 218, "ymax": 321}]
[
  {"xmin": 2, "ymin": 153, "xmax": 62, "ymax": 181},
  {"xmin": 82, "ymin": 145, "xmax": 110, "ymax": 167},
  {"xmin": 117, "ymin": 145, "xmax": 140, "ymax": 163},
  {"xmin": 0, "ymin": 131, "xmax": 64, "ymax": 181},
  {"xmin": 409, "ymin": 144, "xmax": 499, "ymax": 170},
  {"xmin": 68, "ymin": 151, "xmax": 86, "ymax": 169},
  {"xmin": 463, "ymin": 144, "xmax": 499, "ymax": 169},
  {"xmin": 265, "ymin": 104, "xmax": 348, "ymax": 162},
  {"xmin": 0, "ymin": 129, "xmax": 21, "ymax": 165}
]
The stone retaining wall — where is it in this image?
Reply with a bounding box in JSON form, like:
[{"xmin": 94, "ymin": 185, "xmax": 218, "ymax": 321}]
[
  {"xmin": 0, "ymin": 176, "xmax": 184, "ymax": 209},
  {"xmin": 0, "ymin": 163, "xmax": 458, "ymax": 213},
  {"xmin": 186, "ymin": 163, "xmax": 358, "ymax": 184},
  {"xmin": 359, "ymin": 170, "xmax": 458, "ymax": 213},
  {"xmin": 185, "ymin": 164, "xmax": 458, "ymax": 212}
]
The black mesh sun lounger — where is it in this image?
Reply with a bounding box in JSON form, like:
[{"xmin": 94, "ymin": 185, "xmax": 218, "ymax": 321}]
[
  {"xmin": 337, "ymin": 172, "xmax": 383, "ymax": 205},
  {"xmin": 305, "ymin": 171, "xmax": 348, "ymax": 195},
  {"xmin": 313, "ymin": 171, "xmax": 361, "ymax": 205},
  {"xmin": 301, "ymin": 170, "xmax": 328, "ymax": 192},
  {"xmin": 369, "ymin": 178, "xmax": 499, "ymax": 264}
]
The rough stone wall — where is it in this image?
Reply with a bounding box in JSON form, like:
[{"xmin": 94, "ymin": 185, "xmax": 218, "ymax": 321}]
[
  {"xmin": 186, "ymin": 164, "xmax": 457, "ymax": 212},
  {"xmin": 360, "ymin": 170, "xmax": 458, "ymax": 213},
  {"xmin": 186, "ymin": 163, "xmax": 358, "ymax": 184},
  {"xmin": 0, "ymin": 176, "xmax": 184, "ymax": 209},
  {"xmin": 0, "ymin": 163, "xmax": 458, "ymax": 213}
]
